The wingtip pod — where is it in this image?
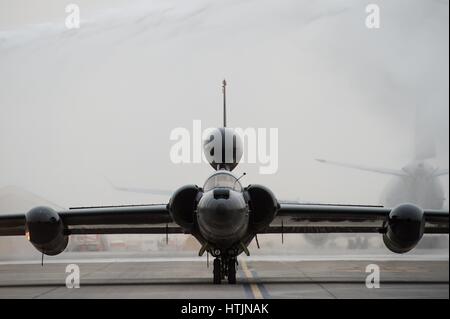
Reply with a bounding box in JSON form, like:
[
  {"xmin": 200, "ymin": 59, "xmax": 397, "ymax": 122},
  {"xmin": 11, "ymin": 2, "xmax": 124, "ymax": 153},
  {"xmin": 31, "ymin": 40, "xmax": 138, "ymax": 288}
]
[
  {"xmin": 383, "ymin": 203, "xmax": 425, "ymax": 254},
  {"xmin": 25, "ymin": 206, "xmax": 68, "ymax": 256}
]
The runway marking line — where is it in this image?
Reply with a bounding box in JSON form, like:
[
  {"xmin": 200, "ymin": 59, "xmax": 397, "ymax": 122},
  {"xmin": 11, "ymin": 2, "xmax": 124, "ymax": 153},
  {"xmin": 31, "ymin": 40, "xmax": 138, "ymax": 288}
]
[{"xmin": 240, "ymin": 259, "xmax": 263, "ymax": 299}]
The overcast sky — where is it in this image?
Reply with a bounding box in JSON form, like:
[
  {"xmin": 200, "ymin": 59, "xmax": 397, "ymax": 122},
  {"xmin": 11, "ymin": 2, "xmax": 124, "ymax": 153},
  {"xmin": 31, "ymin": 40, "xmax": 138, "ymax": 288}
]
[{"xmin": 0, "ymin": 0, "xmax": 448, "ymax": 208}]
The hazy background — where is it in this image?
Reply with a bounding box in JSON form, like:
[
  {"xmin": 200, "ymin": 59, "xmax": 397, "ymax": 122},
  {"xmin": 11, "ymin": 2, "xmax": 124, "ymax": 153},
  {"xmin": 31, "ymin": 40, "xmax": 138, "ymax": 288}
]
[{"xmin": 0, "ymin": 0, "xmax": 448, "ymax": 258}]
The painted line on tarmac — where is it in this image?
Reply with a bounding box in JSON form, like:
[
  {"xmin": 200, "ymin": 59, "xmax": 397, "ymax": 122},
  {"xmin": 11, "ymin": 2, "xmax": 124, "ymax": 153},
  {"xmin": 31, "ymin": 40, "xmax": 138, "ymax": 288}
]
[
  {"xmin": 240, "ymin": 259, "xmax": 270, "ymax": 299},
  {"xmin": 250, "ymin": 270, "xmax": 270, "ymax": 299}
]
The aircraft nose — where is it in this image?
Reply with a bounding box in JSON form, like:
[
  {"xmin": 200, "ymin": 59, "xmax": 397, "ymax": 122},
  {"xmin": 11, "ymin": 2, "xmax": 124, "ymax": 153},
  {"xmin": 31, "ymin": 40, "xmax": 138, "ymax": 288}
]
[
  {"xmin": 197, "ymin": 189, "xmax": 248, "ymax": 243},
  {"xmin": 213, "ymin": 188, "xmax": 230, "ymax": 200}
]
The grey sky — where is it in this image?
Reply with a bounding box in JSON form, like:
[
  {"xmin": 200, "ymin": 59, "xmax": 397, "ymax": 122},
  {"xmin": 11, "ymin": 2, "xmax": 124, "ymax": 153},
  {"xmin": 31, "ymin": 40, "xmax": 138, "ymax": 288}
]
[{"xmin": 0, "ymin": 0, "xmax": 448, "ymax": 208}]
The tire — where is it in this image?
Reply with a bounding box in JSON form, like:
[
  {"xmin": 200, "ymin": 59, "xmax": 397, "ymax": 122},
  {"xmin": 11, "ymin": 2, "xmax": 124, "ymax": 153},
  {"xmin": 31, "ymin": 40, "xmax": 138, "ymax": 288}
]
[
  {"xmin": 213, "ymin": 258, "xmax": 221, "ymax": 284},
  {"xmin": 227, "ymin": 259, "xmax": 236, "ymax": 284}
]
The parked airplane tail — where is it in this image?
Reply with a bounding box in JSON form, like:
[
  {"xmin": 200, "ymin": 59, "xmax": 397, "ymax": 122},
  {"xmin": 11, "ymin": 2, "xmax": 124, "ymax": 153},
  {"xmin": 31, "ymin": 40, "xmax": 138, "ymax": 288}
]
[{"xmin": 414, "ymin": 110, "xmax": 437, "ymax": 160}]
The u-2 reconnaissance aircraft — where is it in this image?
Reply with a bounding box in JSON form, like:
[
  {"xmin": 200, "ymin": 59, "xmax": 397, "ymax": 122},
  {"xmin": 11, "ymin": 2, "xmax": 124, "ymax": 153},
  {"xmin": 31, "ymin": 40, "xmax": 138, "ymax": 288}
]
[{"xmin": 0, "ymin": 81, "xmax": 448, "ymax": 284}]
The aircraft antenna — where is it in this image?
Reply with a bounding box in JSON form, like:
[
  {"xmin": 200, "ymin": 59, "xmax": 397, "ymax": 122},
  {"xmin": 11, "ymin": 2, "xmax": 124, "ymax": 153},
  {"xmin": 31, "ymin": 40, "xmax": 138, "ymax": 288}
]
[
  {"xmin": 233, "ymin": 172, "xmax": 246, "ymax": 188},
  {"xmin": 222, "ymin": 79, "xmax": 227, "ymax": 127}
]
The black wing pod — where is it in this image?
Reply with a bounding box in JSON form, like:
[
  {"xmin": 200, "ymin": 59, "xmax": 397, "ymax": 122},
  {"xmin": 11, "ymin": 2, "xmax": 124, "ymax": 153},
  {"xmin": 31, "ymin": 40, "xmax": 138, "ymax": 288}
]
[
  {"xmin": 25, "ymin": 206, "xmax": 68, "ymax": 255},
  {"xmin": 383, "ymin": 203, "xmax": 425, "ymax": 253},
  {"xmin": 168, "ymin": 185, "xmax": 201, "ymax": 231},
  {"xmin": 246, "ymin": 184, "xmax": 279, "ymax": 233}
]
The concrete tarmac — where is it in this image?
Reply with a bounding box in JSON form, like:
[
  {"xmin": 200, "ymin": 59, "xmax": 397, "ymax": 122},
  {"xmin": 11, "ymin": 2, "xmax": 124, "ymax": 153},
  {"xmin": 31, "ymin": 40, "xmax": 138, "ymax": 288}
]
[{"xmin": 0, "ymin": 256, "xmax": 447, "ymax": 299}]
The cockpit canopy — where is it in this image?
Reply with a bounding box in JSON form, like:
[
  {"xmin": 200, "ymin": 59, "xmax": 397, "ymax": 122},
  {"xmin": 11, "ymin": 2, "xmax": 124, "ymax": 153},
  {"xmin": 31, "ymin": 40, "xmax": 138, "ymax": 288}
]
[{"xmin": 203, "ymin": 171, "xmax": 243, "ymax": 193}]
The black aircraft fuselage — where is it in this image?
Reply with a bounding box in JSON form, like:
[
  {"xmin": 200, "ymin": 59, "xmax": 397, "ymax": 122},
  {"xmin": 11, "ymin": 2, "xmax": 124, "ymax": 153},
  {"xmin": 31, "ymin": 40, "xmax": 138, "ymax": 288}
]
[
  {"xmin": 197, "ymin": 183, "xmax": 249, "ymax": 249},
  {"xmin": 167, "ymin": 165, "xmax": 279, "ymax": 284},
  {"xmin": 168, "ymin": 168, "xmax": 279, "ymax": 258}
]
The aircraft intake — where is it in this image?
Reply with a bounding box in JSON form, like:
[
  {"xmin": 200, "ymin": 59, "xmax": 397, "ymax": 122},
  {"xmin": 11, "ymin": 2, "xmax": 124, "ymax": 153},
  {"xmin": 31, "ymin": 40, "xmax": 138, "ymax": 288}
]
[
  {"xmin": 383, "ymin": 203, "xmax": 425, "ymax": 253},
  {"xmin": 246, "ymin": 185, "xmax": 279, "ymax": 232},
  {"xmin": 25, "ymin": 206, "xmax": 68, "ymax": 255},
  {"xmin": 168, "ymin": 185, "xmax": 200, "ymax": 231}
]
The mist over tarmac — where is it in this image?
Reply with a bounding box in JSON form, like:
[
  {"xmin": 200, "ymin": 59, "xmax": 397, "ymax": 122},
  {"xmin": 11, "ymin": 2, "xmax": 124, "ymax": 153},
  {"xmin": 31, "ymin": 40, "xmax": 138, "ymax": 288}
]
[{"xmin": 0, "ymin": 1, "xmax": 448, "ymax": 256}]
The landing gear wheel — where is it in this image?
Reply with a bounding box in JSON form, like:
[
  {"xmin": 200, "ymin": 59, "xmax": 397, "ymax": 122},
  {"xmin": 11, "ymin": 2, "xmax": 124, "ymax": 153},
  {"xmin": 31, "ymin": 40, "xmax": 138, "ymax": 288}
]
[
  {"xmin": 227, "ymin": 258, "xmax": 236, "ymax": 284},
  {"xmin": 213, "ymin": 258, "xmax": 221, "ymax": 284},
  {"xmin": 221, "ymin": 259, "xmax": 227, "ymax": 280}
]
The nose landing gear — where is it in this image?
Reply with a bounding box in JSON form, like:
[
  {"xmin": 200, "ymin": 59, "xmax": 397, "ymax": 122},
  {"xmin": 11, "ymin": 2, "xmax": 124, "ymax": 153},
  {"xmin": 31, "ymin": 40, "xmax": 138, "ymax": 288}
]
[
  {"xmin": 212, "ymin": 255, "xmax": 237, "ymax": 284},
  {"xmin": 213, "ymin": 258, "xmax": 221, "ymax": 284}
]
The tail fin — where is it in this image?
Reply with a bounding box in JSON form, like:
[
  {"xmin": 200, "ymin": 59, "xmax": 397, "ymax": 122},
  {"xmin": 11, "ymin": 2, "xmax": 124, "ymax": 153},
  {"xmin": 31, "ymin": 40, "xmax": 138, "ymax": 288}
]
[
  {"xmin": 222, "ymin": 79, "xmax": 227, "ymax": 127},
  {"xmin": 414, "ymin": 105, "xmax": 436, "ymax": 160},
  {"xmin": 315, "ymin": 159, "xmax": 407, "ymax": 177}
]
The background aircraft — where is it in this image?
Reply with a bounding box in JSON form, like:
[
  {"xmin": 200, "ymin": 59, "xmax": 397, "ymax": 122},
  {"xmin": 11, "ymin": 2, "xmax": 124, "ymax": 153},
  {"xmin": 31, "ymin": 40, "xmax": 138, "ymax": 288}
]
[
  {"xmin": 316, "ymin": 158, "xmax": 448, "ymax": 210},
  {"xmin": 310, "ymin": 157, "xmax": 448, "ymax": 249},
  {"xmin": 317, "ymin": 113, "xmax": 448, "ymax": 210},
  {"xmin": 312, "ymin": 119, "xmax": 449, "ymax": 249}
]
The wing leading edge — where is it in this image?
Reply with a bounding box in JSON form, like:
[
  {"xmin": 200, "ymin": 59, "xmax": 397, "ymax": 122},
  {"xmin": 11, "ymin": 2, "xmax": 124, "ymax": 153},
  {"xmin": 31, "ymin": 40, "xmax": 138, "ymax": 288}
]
[
  {"xmin": 1, "ymin": 203, "xmax": 448, "ymax": 237},
  {"xmin": 264, "ymin": 203, "xmax": 449, "ymax": 234},
  {"xmin": 0, "ymin": 204, "xmax": 183, "ymax": 236}
]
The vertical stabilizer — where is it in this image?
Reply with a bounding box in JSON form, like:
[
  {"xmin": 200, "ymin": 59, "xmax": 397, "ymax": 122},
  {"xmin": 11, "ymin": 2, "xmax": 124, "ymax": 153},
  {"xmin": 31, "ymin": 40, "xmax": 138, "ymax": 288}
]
[
  {"xmin": 414, "ymin": 106, "xmax": 436, "ymax": 160},
  {"xmin": 222, "ymin": 79, "xmax": 227, "ymax": 127}
]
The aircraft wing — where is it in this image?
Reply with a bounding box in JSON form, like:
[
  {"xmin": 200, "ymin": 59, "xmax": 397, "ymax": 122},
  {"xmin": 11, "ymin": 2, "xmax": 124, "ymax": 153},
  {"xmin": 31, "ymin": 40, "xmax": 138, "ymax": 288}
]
[
  {"xmin": 263, "ymin": 203, "xmax": 449, "ymax": 234},
  {"xmin": 106, "ymin": 178, "xmax": 173, "ymax": 196},
  {"xmin": 316, "ymin": 158, "xmax": 407, "ymax": 176},
  {"xmin": 0, "ymin": 204, "xmax": 183, "ymax": 237},
  {"xmin": 433, "ymin": 168, "xmax": 449, "ymax": 177}
]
